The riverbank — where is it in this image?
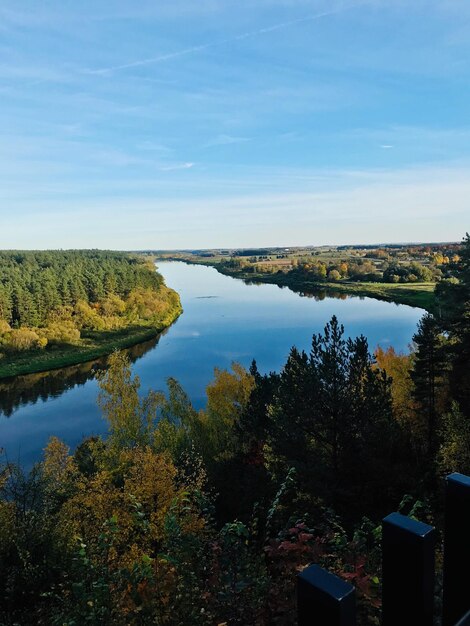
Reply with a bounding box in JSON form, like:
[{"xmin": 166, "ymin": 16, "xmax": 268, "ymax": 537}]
[
  {"xmin": 0, "ymin": 307, "xmax": 182, "ymax": 380},
  {"xmin": 166, "ymin": 259, "xmax": 435, "ymax": 311},
  {"xmin": 218, "ymin": 267, "xmax": 435, "ymax": 311}
]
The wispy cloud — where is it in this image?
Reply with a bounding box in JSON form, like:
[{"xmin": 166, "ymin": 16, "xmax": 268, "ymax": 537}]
[
  {"xmin": 159, "ymin": 162, "xmax": 194, "ymax": 171},
  {"xmin": 138, "ymin": 141, "xmax": 173, "ymax": 153},
  {"xmin": 1, "ymin": 161, "xmax": 468, "ymax": 248},
  {"xmin": 204, "ymin": 134, "xmax": 251, "ymax": 147},
  {"xmin": 85, "ymin": 1, "xmax": 372, "ymax": 75}
]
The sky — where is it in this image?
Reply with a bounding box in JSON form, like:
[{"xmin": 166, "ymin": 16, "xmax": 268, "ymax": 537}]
[{"xmin": 0, "ymin": 0, "xmax": 469, "ymax": 249}]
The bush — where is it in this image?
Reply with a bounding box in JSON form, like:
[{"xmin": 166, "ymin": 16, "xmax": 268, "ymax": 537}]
[
  {"xmin": 41, "ymin": 321, "xmax": 80, "ymax": 346},
  {"xmin": 3, "ymin": 328, "xmax": 46, "ymax": 353},
  {"xmin": 328, "ymin": 269, "xmax": 341, "ymax": 281},
  {"xmin": 0, "ymin": 320, "xmax": 11, "ymax": 335}
]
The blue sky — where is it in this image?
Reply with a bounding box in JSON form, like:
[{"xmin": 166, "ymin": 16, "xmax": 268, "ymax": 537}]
[{"xmin": 1, "ymin": 0, "xmax": 469, "ymax": 249}]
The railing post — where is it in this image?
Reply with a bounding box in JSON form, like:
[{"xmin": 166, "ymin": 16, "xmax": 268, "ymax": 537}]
[
  {"xmin": 455, "ymin": 610, "xmax": 470, "ymax": 626},
  {"xmin": 443, "ymin": 473, "xmax": 470, "ymax": 626},
  {"xmin": 382, "ymin": 512, "xmax": 436, "ymax": 626},
  {"xmin": 297, "ymin": 564, "xmax": 356, "ymax": 626}
]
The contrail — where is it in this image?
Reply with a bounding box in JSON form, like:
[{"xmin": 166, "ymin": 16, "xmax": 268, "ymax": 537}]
[{"xmin": 87, "ymin": 1, "xmax": 372, "ymax": 75}]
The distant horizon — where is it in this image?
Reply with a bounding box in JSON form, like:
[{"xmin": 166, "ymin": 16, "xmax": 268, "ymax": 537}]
[{"xmin": 0, "ymin": 238, "xmax": 464, "ymax": 253}]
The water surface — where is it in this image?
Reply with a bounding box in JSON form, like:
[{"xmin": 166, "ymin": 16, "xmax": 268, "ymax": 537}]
[{"xmin": 0, "ymin": 261, "xmax": 423, "ymax": 466}]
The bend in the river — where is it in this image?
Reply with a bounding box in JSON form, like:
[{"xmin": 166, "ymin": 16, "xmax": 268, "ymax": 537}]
[{"xmin": 0, "ymin": 261, "xmax": 424, "ymax": 467}]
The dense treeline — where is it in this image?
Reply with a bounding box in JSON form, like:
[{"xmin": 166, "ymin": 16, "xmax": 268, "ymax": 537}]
[
  {"xmin": 215, "ymin": 241, "xmax": 462, "ymax": 285},
  {"xmin": 0, "ymin": 251, "xmax": 181, "ymax": 357},
  {"xmin": 0, "ymin": 250, "xmax": 162, "ymax": 327},
  {"xmin": 226, "ymin": 254, "xmax": 450, "ymax": 283},
  {"xmin": 0, "ymin": 235, "xmax": 468, "ymax": 625}
]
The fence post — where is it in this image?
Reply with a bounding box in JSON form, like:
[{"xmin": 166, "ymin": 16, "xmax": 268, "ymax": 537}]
[
  {"xmin": 382, "ymin": 512, "xmax": 436, "ymax": 626},
  {"xmin": 443, "ymin": 473, "xmax": 470, "ymax": 626},
  {"xmin": 297, "ymin": 564, "xmax": 356, "ymax": 626},
  {"xmin": 455, "ymin": 610, "xmax": 470, "ymax": 626}
]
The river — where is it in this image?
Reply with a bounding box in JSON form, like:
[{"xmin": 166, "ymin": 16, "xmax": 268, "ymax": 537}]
[{"xmin": 0, "ymin": 261, "xmax": 423, "ymax": 467}]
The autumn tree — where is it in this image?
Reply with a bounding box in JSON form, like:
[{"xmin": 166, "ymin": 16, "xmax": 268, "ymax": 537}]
[
  {"xmin": 375, "ymin": 346, "xmax": 415, "ymax": 426},
  {"xmin": 98, "ymin": 351, "xmax": 161, "ymax": 453}
]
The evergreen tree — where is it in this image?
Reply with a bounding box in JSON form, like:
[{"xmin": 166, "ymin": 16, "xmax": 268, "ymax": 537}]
[
  {"xmin": 436, "ymin": 233, "xmax": 470, "ymax": 413},
  {"xmin": 267, "ymin": 316, "xmax": 398, "ymax": 517},
  {"xmin": 411, "ymin": 313, "xmax": 446, "ymax": 456}
]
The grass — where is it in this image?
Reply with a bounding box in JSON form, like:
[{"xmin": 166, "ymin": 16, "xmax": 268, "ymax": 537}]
[
  {"xmin": 0, "ymin": 313, "xmax": 182, "ymax": 380},
  {"xmin": 314, "ymin": 280, "xmax": 435, "ymax": 310}
]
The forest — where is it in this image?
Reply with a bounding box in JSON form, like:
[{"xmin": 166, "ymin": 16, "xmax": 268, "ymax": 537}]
[
  {"xmin": 0, "ymin": 234, "xmax": 468, "ymax": 624},
  {"xmin": 0, "ymin": 251, "xmax": 181, "ymax": 377}
]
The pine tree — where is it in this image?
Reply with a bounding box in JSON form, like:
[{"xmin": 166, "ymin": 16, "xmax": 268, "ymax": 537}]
[
  {"xmin": 267, "ymin": 316, "xmax": 397, "ymax": 516},
  {"xmin": 411, "ymin": 313, "xmax": 446, "ymax": 456},
  {"xmin": 435, "ymin": 234, "xmax": 470, "ymax": 413}
]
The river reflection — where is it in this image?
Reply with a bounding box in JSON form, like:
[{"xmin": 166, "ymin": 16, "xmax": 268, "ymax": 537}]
[
  {"xmin": 243, "ymin": 278, "xmax": 358, "ymax": 302},
  {"xmin": 0, "ymin": 333, "xmax": 165, "ymax": 418},
  {"xmin": 0, "ymin": 261, "xmax": 423, "ymax": 468}
]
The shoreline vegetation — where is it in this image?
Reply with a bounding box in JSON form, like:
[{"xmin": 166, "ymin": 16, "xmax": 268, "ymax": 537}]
[
  {"xmin": 206, "ymin": 262, "xmax": 436, "ymax": 311},
  {"xmin": 0, "ymin": 251, "xmax": 182, "ymax": 379},
  {"xmin": 0, "ymin": 320, "xmax": 180, "ymax": 380},
  {"xmin": 158, "ymin": 257, "xmax": 437, "ymax": 311},
  {"xmin": 152, "ymin": 241, "xmax": 462, "ymax": 314}
]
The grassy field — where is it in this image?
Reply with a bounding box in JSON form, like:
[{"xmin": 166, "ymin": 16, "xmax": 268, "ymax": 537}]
[
  {"xmin": 0, "ymin": 313, "xmax": 182, "ymax": 380},
  {"xmin": 310, "ymin": 280, "xmax": 435, "ymax": 310}
]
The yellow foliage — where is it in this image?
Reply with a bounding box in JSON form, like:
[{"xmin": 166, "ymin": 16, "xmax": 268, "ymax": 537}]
[
  {"xmin": 41, "ymin": 320, "xmax": 80, "ymax": 345},
  {"xmin": 100, "ymin": 294, "xmax": 126, "ymax": 317},
  {"xmin": 125, "ymin": 286, "xmax": 179, "ymax": 326},
  {"xmin": 206, "ymin": 362, "xmax": 255, "ymax": 425},
  {"xmin": 43, "ymin": 437, "xmax": 77, "ymax": 495},
  {"xmin": 47, "ymin": 305, "xmax": 74, "ymax": 323},
  {"xmin": 0, "ymin": 320, "xmax": 11, "ymax": 335},
  {"xmin": 375, "ymin": 346, "xmax": 418, "ymax": 429},
  {"xmin": 57, "ymin": 445, "xmax": 203, "ymax": 569},
  {"xmin": 126, "ymin": 287, "xmax": 165, "ymax": 321},
  {"xmin": 4, "ymin": 327, "xmax": 45, "ymax": 352},
  {"xmin": 73, "ymin": 300, "xmax": 104, "ymax": 330},
  {"xmin": 123, "ymin": 447, "xmax": 177, "ymax": 536},
  {"xmin": 202, "ymin": 362, "xmax": 255, "ymax": 461}
]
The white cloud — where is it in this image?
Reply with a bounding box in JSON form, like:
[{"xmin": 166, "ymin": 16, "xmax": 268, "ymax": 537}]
[
  {"xmin": 159, "ymin": 162, "xmax": 194, "ymax": 171},
  {"xmin": 85, "ymin": 2, "xmax": 370, "ymax": 74},
  {"xmin": 204, "ymin": 134, "xmax": 251, "ymax": 147}
]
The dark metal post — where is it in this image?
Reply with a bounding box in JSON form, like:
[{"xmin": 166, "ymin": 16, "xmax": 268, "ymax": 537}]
[
  {"xmin": 382, "ymin": 512, "xmax": 436, "ymax": 626},
  {"xmin": 443, "ymin": 473, "xmax": 470, "ymax": 626},
  {"xmin": 455, "ymin": 610, "xmax": 470, "ymax": 626},
  {"xmin": 297, "ymin": 564, "xmax": 356, "ymax": 626}
]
